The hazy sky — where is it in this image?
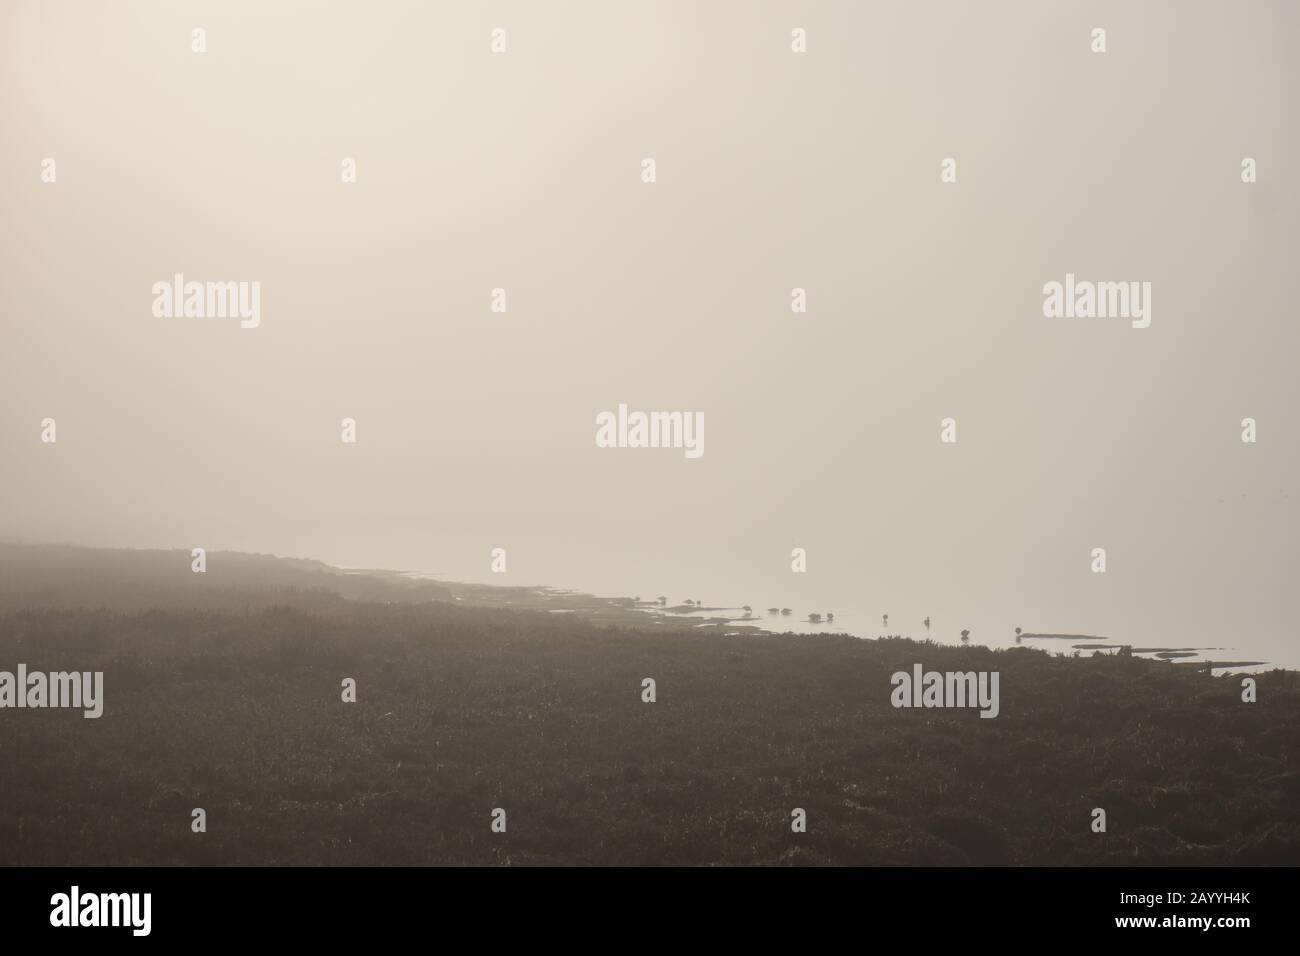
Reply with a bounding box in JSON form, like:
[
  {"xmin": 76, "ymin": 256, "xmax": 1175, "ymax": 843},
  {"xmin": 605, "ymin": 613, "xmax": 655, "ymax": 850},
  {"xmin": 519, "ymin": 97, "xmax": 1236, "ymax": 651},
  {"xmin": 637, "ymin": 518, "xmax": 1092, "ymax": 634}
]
[{"xmin": 2, "ymin": 2, "xmax": 1297, "ymax": 663}]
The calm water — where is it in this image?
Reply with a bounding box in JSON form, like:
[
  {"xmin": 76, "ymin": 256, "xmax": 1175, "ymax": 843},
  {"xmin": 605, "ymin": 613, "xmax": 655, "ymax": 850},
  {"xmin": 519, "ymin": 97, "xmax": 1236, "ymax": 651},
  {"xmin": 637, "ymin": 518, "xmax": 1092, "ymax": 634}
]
[
  {"xmin": 628, "ymin": 604, "xmax": 1280, "ymax": 674},
  {"xmin": 404, "ymin": 565, "xmax": 1295, "ymax": 673}
]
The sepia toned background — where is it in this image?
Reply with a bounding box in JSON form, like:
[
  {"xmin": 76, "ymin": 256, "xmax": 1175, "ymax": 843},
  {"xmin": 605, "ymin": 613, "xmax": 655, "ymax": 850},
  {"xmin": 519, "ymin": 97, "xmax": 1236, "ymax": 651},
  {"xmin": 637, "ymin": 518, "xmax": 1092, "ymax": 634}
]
[{"xmin": 1, "ymin": 1, "xmax": 1296, "ymax": 665}]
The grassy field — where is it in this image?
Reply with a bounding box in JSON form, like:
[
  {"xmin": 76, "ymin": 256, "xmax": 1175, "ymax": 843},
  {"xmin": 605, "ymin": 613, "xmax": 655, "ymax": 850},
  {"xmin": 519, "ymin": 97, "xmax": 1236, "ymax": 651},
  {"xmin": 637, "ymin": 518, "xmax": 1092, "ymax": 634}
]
[{"xmin": 0, "ymin": 545, "xmax": 1296, "ymax": 866}]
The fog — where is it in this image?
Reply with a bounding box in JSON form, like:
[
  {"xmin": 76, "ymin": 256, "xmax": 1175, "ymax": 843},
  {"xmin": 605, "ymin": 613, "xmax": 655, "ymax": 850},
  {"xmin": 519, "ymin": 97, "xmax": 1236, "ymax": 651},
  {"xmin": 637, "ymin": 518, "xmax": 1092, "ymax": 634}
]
[{"xmin": 2, "ymin": 1, "xmax": 1296, "ymax": 666}]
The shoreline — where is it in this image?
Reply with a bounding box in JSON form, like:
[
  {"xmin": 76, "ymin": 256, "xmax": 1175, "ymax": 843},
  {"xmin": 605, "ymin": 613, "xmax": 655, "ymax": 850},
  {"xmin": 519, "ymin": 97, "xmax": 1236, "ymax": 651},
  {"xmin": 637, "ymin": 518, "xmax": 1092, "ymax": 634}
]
[{"xmin": 388, "ymin": 571, "xmax": 1274, "ymax": 674}]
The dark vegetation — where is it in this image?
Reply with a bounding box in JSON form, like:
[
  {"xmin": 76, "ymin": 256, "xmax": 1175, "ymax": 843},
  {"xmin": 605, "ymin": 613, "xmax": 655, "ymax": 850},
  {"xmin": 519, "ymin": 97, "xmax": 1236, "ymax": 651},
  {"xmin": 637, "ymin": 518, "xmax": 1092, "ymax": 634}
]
[{"xmin": 0, "ymin": 544, "xmax": 1296, "ymax": 866}]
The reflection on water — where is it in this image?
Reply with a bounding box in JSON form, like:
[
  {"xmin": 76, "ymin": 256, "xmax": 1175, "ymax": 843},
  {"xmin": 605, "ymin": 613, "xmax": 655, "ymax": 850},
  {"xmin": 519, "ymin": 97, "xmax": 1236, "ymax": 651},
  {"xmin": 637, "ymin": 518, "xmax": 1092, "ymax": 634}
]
[
  {"xmin": 629, "ymin": 604, "xmax": 1275, "ymax": 674},
  {"xmin": 404, "ymin": 571, "xmax": 1284, "ymax": 674}
]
